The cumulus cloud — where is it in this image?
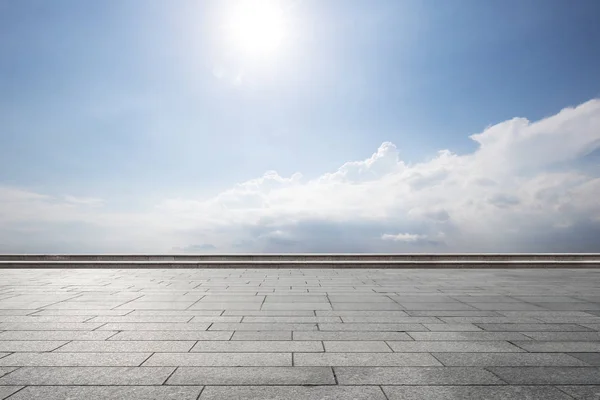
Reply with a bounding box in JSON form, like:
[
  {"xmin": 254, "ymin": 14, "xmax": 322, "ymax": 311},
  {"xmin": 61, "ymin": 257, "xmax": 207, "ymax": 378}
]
[{"xmin": 1, "ymin": 99, "xmax": 600, "ymax": 252}]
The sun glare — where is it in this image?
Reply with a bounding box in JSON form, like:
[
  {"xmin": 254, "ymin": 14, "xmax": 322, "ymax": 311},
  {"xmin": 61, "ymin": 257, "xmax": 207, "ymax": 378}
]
[{"xmin": 225, "ymin": 0, "xmax": 287, "ymax": 58}]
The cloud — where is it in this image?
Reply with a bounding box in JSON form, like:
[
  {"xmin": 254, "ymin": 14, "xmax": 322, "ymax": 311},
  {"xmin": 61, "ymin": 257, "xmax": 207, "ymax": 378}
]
[
  {"xmin": 1, "ymin": 99, "xmax": 600, "ymax": 252},
  {"xmin": 174, "ymin": 244, "xmax": 217, "ymax": 252},
  {"xmin": 381, "ymin": 233, "xmax": 427, "ymax": 243}
]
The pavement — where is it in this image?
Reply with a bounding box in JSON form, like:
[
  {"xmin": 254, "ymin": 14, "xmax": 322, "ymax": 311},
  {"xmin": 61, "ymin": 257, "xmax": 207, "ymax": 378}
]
[{"xmin": 0, "ymin": 268, "xmax": 599, "ymax": 399}]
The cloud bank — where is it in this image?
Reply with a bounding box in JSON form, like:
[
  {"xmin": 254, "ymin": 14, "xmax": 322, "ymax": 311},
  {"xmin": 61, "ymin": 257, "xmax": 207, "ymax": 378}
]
[{"xmin": 1, "ymin": 99, "xmax": 600, "ymax": 253}]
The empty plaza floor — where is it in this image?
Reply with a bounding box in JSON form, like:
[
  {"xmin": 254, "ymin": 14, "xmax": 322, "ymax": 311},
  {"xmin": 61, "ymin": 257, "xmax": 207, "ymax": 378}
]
[{"xmin": 0, "ymin": 268, "xmax": 599, "ymax": 399}]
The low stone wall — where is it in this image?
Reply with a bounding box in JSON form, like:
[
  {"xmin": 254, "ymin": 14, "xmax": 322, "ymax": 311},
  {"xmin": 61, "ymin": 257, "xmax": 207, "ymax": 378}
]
[{"xmin": 0, "ymin": 254, "xmax": 599, "ymax": 268}]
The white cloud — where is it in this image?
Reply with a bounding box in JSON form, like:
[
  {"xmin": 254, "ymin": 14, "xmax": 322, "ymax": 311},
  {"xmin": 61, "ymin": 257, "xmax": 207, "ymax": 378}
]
[
  {"xmin": 1, "ymin": 99, "xmax": 600, "ymax": 252},
  {"xmin": 381, "ymin": 233, "xmax": 427, "ymax": 242}
]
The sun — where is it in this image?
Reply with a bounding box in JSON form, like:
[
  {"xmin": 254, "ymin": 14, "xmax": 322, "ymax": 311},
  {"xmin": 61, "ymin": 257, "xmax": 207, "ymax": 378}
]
[{"xmin": 225, "ymin": 0, "xmax": 287, "ymax": 58}]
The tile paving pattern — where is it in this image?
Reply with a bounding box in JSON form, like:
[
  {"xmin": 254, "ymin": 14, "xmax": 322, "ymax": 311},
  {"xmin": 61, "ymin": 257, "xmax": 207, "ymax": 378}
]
[{"xmin": 0, "ymin": 268, "xmax": 598, "ymax": 399}]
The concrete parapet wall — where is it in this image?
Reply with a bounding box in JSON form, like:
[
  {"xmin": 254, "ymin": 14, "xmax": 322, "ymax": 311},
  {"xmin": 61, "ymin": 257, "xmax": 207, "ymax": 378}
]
[{"xmin": 0, "ymin": 254, "xmax": 599, "ymax": 268}]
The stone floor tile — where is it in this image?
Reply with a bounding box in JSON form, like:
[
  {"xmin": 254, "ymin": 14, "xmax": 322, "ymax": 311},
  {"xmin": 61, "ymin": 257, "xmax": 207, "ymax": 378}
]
[
  {"xmin": 488, "ymin": 367, "xmax": 600, "ymax": 384},
  {"xmin": 323, "ymin": 341, "xmax": 391, "ymax": 352},
  {"xmin": 335, "ymin": 367, "xmax": 503, "ymax": 385},
  {"xmin": 477, "ymin": 323, "xmax": 594, "ymax": 332},
  {"xmin": 0, "ymin": 322, "xmax": 103, "ymax": 331},
  {"xmin": 191, "ymin": 340, "xmax": 323, "ymax": 352},
  {"xmin": 97, "ymin": 323, "xmax": 210, "ymax": 331},
  {"xmin": 210, "ymin": 323, "xmax": 317, "ymax": 331},
  {"xmin": 557, "ymin": 385, "xmax": 600, "ymax": 399},
  {"xmin": 294, "ymin": 331, "xmax": 412, "ymax": 341},
  {"xmin": 382, "ymin": 385, "xmax": 571, "ymax": 399},
  {"xmin": 512, "ymin": 341, "xmax": 600, "ymax": 352},
  {"xmin": 318, "ymin": 323, "xmax": 426, "ymax": 331},
  {"xmin": 143, "ymin": 352, "xmax": 291, "ymax": 366},
  {"xmin": 566, "ymin": 353, "xmax": 600, "ymax": 366},
  {"xmin": 108, "ymin": 331, "xmax": 233, "ymax": 341},
  {"xmin": 232, "ymin": 331, "xmax": 292, "ymax": 340},
  {"xmin": 6, "ymin": 386, "xmax": 203, "ymax": 400},
  {"xmin": 167, "ymin": 367, "xmax": 335, "ymax": 385},
  {"xmin": 0, "ymin": 386, "xmax": 23, "ymax": 399},
  {"xmin": 408, "ymin": 332, "xmax": 531, "ymax": 341},
  {"xmin": 56, "ymin": 340, "xmax": 195, "ymax": 352},
  {"xmin": 199, "ymin": 385, "xmax": 386, "ymax": 400},
  {"xmin": 432, "ymin": 352, "xmax": 589, "ymax": 366},
  {"xmin": 295, "ymin": 353, "xmax": 441, "ymax": 367},
  {"xmin": 0, "ymin": 367, "xmax": 175, "ymax": 385},
  {"xmin": 0, "ymin": 352, "xmax": 151, "ymax": 366},
  {"xmin": 0, "ymin": 330, "xmax": 116, "ymax": 341},
  {"xmin": 387, "ymin": 341, "xmax": 523, "ymax": 352},
  {"xmin": 0, "ymin": 341, "xmax": 67, "ymax": 352}
]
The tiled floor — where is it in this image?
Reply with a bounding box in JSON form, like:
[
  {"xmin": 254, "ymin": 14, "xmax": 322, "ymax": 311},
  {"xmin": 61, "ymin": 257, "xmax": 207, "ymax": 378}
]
[{"xmin": 0, "ymin": 268, "xmax": 599, "ymax": 399}]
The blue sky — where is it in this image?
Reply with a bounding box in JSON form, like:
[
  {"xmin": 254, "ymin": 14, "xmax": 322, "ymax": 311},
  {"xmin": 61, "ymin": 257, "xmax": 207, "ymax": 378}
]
[{"xmin": 1, "ymin": 0, "xmax": 600, "ymax": 253}]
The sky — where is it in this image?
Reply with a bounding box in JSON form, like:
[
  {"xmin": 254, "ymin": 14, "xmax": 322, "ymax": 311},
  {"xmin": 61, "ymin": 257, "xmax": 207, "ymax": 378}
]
[{"xmin": 1, "ymin": 0, "xmax": 600, "ymax": 253}]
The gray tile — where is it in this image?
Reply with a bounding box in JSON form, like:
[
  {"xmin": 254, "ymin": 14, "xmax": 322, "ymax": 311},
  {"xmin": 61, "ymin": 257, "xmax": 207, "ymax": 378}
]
[
  {"xmin": 143, "ymin": 352, "xmax": 291, "ymax": 366},
  {"xmin": 232, "ymin": 331, "xmax": 292, "ymax": 340},
  {"xmin": 382, "ymin": 385, "xmax": 571, "ymax": 400},
  {"xmin": 0, "ymin": 367, "xmax": 175, "ymax": 385},
  {"xmin": 32, "ymin": 309, "xmax": 131, "ymax": 316},
  {"xmin": 109, "ymin": 331, "xmax": 233, "ymax": 341},
  {"xmin": 199, "ymin": 386, "xmax": 387, "ymax": 400},
  {"xmin": 335, "ymin": 367, "xmax": 503, "ymax": 385},
  {"xmin": 477, "ymin": 323, "xmax": 594, "ymax": 331},
  {"xmin": 0, "ymin": 341, "xmax": 67, "ymax": 352},
  {"xmin": 88, "ymin": 316, "xmax": 196, "ymax": 323},
  {"xmin": 0, "ymin": 352, "xmax": 151, "ymax": 366},
  {"xmin": 56, "ymin": 340, "xmax": 195, "ymax": 352},
  {"xmin": 522, "ymin": 332, "xmax": 600, "ymax": 341},
  {"xmin": 0, "ymin": 316, "xmax": 91, "ymax": 323},
  {"xmin": 423, "ymin": 323, "xmax": 482, "ymax": 331},
  {"xmin": 294, "ymin": 331, "xmax": 412, "ymax": 341},
  {"xmin": 433, "ymin": 352, "xmax": 589, "ymax": 366},
  {"xmin": 97, "ymin": 323, "xmax": 210, "ymax": 331},
  {"xmin": 567, "ymin": 353, "xmax": 600, "ymax": 366},
  {"xmin": 340, "ymin": 316, "xmax": 440, "ymax": 323},
  {"xmin": 332, "ymin": 303, "xmax": 404, "ymax": 311},
  {"xmin": 261, "ymin": 303, "xmax": 332, "ymax": 311},
  {"xmin": 317, "ymin": 311, "xmax": 409, "ymax": 317},
  {"xmin": 115, "ymin": 301, "xmax": 196, "ymax": 310},
  {"xmin": 264, "ymin": 295, "xmax": 329, "ymax": 302},
  {"xmin": 440, "ymin": 317, "xmax": 544, "ymax": 323},
  {"xmin": 558, "ymin": 385, "xmax": 600, "ymax": 400},
  {"xmin": 189, "ymin": 303, "xmax": 262, "ymax": 310},
  {"xmin": 224, "ymin": 311, "xmax": 314, "ymax": 316},
  {"xmin": 324, "ymin": 341, "xmax": 391, "ymax": 352},
  {"xmin": 512, "ymin": 341, "xmax": 600, "ymax": 352},
  {"xmin": 242, "ymin": 316, "xmax": 340, "ymax": 323},
  {"xmin": 398, "ymin": 303, "xmax": 477, "ymax": 311},
  {"xmin": 167, "ymin": 367, "xmax": 335, "ymax": 385},
  {"xmin": 210, "ymin": 323, "xmax": 317, "ymax": 331},
  {"xmin": 0, "ymin": 322, "xmax": 103, "ymax": 330},
  {"xmin": 0, "ymin": 368, "xmax": 16, "ymax": 379},
  {"xmin": 387, "ymin": 341, "xmax": 523, "ymax": 352},
  {"xmin": 319, "ymin": 323, "xmax": 426, "ymax": 331},
  {"xmin": 408, "ymin": 332, "xmax": 531, "ymax": 341},
  {"xmin": 295, "ymin": 353, "xmax": 442, "ymax": 367},
  {"xmin": 191, "ymin": 341, "xmax": 323, "ymax": 352},
  {"xmin": 0, "ymin": 330, "xmax": 116, "ymax": 341},
  {"xmin": 130, "ymin": 310, "xmax": 222, "ymax": 316},
  {"xmin": 488, "ymin": 367, "xmax": 600, "ymax": 384},
  {"xmin": 6, "ymin": 386, "xmax": 203, "ymax": 400},
  {"xmin": 469, "ymin": 303, "xmax": 546, "ymax": 311},
  {"xmin": 0, "ymin": 386, "xmax": 23, "ymax": 399},
  {"xmin": 406, "ymin": 311, "xmax": 502, "ymax": 317}
]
